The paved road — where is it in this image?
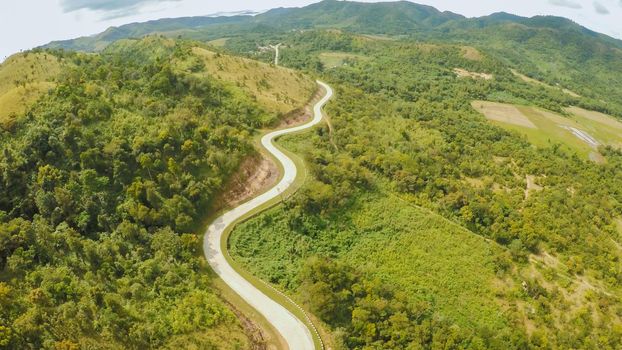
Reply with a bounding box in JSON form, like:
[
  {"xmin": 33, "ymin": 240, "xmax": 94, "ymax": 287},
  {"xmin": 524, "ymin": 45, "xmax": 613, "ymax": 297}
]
[
  {"xmin": 270, "ymin": 43, "xmax": 282, "ymax": 65},
  {"xmin": 204, "ymin": 81, "xmax": 333, "ymax": 350}
]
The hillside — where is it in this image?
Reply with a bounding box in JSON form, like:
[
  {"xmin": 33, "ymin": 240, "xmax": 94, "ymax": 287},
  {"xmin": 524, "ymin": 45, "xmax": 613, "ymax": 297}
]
[
  {"xmin": 41, "ymin": 1, "xmax": 622, "ymax": 119},
  {"xmin": 0, "ymin": 52, "xmax": 63, "ymax": 129},
  {"xmin": 191, "ymin": 47, "xmax": 315, "ymax": 116},
  {"xmin": 256, "ymin": 0, "xmax": 463, "ymax": 33},
  {"xmin": 228, "ymin": 31, "xmax": 622, "ymax": 349},
  {"xmin": 0, "ymin": 37, "xmax": 314, "ymax": 349},
  {"xmin": 45, "ymin": 15, "xmax": 248, "ymax": 52}
]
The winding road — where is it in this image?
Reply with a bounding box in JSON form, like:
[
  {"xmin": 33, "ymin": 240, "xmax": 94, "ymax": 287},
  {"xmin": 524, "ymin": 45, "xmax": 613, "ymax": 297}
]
[{"xmin": 204, "ymin": 81, "xmax": 333, "ymax": 350}]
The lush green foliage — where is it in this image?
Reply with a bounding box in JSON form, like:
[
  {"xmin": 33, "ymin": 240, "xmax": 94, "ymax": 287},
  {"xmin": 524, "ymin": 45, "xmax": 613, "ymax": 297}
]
[
  {"xmin": 230, "ymin": 31, "xmax": 622, "ymax": 349},
  {"xmin": 0, "ymin": 38, "xmax": 277, "ymax": 348},
  {"xmin": 20, "ymin": 2, "xmax": 622, "ymax": 348}
]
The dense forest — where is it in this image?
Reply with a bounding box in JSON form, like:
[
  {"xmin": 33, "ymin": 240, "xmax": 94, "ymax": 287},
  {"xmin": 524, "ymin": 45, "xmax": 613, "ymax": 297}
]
[{"xmin": 0, "ymin": 38, "xmax": 286, "ymax": 348}]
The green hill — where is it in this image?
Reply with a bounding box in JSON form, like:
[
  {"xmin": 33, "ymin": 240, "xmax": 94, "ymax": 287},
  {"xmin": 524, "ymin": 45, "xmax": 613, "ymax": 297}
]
[
  {"xmin": 0, "ymin": 37, "xmax": 313, "ymax": 349},
  {"xmin": 256, "ymin": 0, "xmax": 463, "ymax": 33}
]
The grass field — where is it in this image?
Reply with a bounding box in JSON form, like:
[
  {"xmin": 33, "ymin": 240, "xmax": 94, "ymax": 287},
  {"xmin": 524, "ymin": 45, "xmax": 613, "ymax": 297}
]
[
  {"xmin": 230, "ymin": 189, "xmax": 510, "ymax": 331},
  {"xmin": 319, "ymin": 51, "xmax": 367, "ymax": 69},
  {"xmin": 472, "ymin": 100, "xmax": 622, "ymax": 160},
  {"xmin": 207, "ymin": 38, "xmax": 229, "ymax": 47},
  {"xmin": 0, "ymin": 52, "xmax": 61, "ymax": 129},
  {"xmin": 192, "ymin": 47, "xmax": 315, "ymax": 115}
]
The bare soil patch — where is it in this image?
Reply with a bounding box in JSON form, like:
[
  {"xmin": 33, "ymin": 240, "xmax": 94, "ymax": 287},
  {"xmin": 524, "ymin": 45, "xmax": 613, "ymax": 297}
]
[
  {"xmin": 454, "ymin": 68, "xmax": 493, "ymax": 80},
  {"xmin": 222, "ymin": 299, "xmax": 267, "ymax": 350},
  {"xmin": 525, "ymin": 175, "xmax": 543, "ymax": 199},
  {"xmin": 216, "ymin": 156, "xmax": 279, "ymax": 211}
]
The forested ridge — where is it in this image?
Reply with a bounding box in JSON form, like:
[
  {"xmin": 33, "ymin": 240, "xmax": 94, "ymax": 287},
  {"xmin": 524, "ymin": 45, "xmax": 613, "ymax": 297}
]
[{"xmin": 0, "ymin": 38, "xmax": 290, "ymax": 348}]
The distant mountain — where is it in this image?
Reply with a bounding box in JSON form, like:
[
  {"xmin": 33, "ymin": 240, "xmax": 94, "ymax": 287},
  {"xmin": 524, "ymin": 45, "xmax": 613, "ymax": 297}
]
[
  {"xmin": 44, "ymin": 0, "xmax": 465, "ymax": 52},
  {"xmin": 439, "ymin": 12, "xmax": 622, "ymax": 49},
  {"xmin": 45, "ymin": 15, "xmax": 249, "ymax": 52},
  {"xmin": 43, "ymin": 0, "xmax": 622, "ymax": 54},
  {"xmin": 256, "ymin": 0, "xmax": 463, "ymax": 33},
  {"xmin": 206, "ymin": 10, "xmax": 259, "ymax": 17}
]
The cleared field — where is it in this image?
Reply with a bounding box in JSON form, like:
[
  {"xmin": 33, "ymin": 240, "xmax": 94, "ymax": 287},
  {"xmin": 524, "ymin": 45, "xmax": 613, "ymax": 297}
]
[
  {"xmin": 566, "ymin": 106, "xmax": 622, "ymax": 148},
  {"xmin": 192, "ymin": 47, "xmax": 315, "ymax": 115},
  {"xmin": 207, "ymin": 38, "xmax": 229, "ymax": 47},
  {"xmin": 358, "ymin": 34, "xmax": 396, "ymax": 41},
  {"xmin": 472, "ymin": 100, "xmax": 622, "ymax": 160},
  {"xmin": 0, "ymin": 52, "xmax": 61, "ymax": 129},
  {"xmin": 454, "ymin": 68, "xmax": 493, "ymax": 80},
  {"xmin": 471, "ymin": 101, "xmax": 535, "ymax": 128},
  {"xmin": 318, "ymin": 51, "xmax": 367, "ymax": 69}
]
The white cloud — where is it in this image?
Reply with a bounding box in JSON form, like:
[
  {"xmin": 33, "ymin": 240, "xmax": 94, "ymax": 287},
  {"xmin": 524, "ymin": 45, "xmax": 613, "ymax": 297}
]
[
  {"xmin": 60, "ymin": 0, "xmax": 183, "ymax": 19},
  {"xmin": 593, "ymin": 1, "xmax": 610, "ymax": 14},
  {"xmin": 549, "ymin": 0, "xmax": 582, "ymax": 9}
]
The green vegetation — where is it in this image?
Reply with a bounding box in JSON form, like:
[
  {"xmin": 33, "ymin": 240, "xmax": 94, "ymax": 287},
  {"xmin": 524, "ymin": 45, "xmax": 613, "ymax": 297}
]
[
  {"xmin": 40, "ymin": 0, "xmax": 622, "ymax": 120},
  {"xmin": 0, "ymin": 37, "xmax": 312, "ymax": 349},
  {"xmin": 15, "ymin": 1, "xmax": 622, "ymax": 349},
  {"xmin": 230, "ymin": 30, "xmax": 622, "ymax": 349},
  {"xmin": 192, "ymin": 47, "xmax": 315, "ymax": 115}
]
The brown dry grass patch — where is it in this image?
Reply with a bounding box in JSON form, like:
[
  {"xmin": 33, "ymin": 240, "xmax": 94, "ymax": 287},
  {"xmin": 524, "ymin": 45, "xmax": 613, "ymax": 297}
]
[{"xmin": 0, "ymin": 52, "xmax": 62, "ymax": 129}]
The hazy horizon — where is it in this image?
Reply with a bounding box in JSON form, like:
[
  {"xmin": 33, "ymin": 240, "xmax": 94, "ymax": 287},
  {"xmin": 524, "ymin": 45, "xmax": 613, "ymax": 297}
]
[{"xmin": 1, "ymin": 0, "xmax": 622, "ymax": 61}]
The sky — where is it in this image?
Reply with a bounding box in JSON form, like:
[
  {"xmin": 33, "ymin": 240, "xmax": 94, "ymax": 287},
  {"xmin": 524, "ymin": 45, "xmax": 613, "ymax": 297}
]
[{"xmin": 1, "ymin": 0, "xmax": 622, "ymax": 61}]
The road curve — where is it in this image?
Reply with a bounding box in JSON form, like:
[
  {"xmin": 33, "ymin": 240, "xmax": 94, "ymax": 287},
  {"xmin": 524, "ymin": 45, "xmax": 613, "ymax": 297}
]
[{"xmin": 204, "ymin": 81, "xmax": 333, "ymax": 350}]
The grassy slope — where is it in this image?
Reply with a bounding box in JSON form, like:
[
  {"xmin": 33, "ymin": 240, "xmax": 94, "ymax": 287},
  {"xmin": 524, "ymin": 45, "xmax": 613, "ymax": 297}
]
[
  {"xmin": 0, "ymin": 52, "xmax": 62, "ymax": 129},
  {"xmin": 223, "ymin": 32, "xmax": 622, "ymax": 346},
  {"xmin": 192, "ymin": 47, "xmax": 315, "ymax": 116}
]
